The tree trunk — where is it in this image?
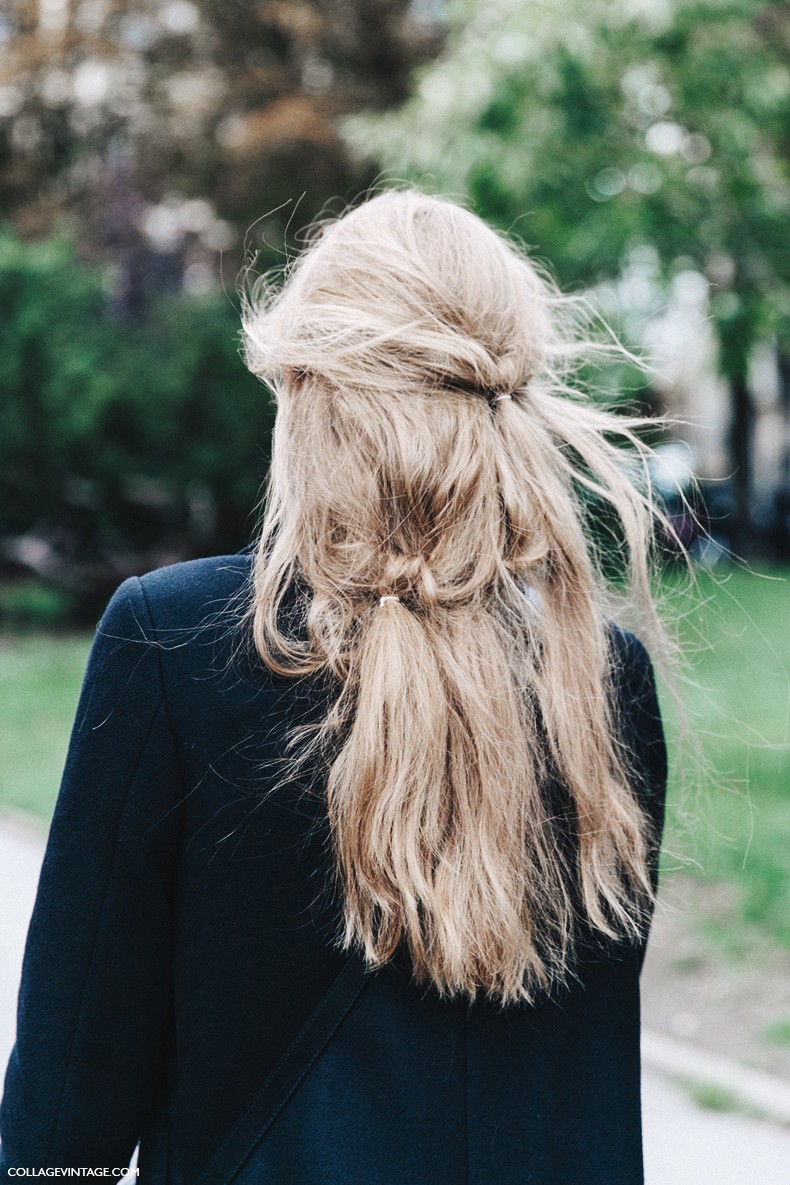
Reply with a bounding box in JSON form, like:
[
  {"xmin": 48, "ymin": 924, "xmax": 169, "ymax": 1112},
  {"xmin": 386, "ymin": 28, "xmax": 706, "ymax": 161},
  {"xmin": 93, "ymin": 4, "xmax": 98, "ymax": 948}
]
[
  {"xmin": 728, "ymin": 374, "xmax": 753, "ymax": 558},
  {"xmin": 776, "ymin": 350, "xmax": 790, "ymax": 560}
]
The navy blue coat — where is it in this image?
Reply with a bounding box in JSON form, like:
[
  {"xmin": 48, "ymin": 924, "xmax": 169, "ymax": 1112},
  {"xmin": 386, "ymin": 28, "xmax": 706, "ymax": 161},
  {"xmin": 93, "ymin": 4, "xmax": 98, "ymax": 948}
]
[{"xmin": 0, "ymin": 551, "xmax": 667, "ymax": 1184}]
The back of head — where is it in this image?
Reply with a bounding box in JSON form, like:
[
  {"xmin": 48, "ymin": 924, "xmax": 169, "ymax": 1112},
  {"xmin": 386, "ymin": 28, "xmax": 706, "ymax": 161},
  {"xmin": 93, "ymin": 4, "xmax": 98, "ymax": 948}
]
[{"xmin": 241, "ymin": 188, "xmax": 666, "ymax": 1004}]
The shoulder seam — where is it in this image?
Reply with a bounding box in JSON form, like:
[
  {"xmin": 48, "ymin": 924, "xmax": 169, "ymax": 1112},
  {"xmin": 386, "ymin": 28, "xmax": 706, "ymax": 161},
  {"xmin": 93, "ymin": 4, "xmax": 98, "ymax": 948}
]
[{"xmin": 134, "ymin": 576, "xmax": 190, "ymax": 807}]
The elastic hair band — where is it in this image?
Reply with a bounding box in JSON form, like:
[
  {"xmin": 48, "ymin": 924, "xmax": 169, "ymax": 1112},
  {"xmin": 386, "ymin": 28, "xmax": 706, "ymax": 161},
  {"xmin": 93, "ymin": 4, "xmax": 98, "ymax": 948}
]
[
  {"xmin": 492, "ymin": 392, "xmax": 513, "ymax": 403},
  {"xmin": 379, "ymin": 595, "xmax": 400, "ymax": 606}
]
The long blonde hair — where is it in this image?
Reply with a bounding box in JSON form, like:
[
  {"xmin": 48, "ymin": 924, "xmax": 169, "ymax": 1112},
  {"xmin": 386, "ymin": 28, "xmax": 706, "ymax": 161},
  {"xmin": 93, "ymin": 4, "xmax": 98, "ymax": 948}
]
[{"xmin": 240, "ymin": 188, "xmax": 670, "ymax": 1005}]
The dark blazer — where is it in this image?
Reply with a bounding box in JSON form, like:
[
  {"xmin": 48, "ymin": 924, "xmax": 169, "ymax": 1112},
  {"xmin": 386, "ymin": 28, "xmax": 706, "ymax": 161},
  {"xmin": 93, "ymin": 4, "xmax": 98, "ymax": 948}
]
[{"xmin": 0, "ymin": 551, "xmax": 667, "ymax": 1185}]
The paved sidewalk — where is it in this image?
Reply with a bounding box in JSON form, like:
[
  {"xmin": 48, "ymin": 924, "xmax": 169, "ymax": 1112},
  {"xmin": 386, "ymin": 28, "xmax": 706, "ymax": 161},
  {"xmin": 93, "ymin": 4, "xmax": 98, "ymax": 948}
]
[
  {"xmin": 642, "ymin": 1070, "xmax": 790, "ymax": 1182},
  {"xmin": 0, "ymin": 812, "xmax": 45, "ymax": 1076},
  {"xmin": 2, "ymin": 814, "xmax": 790, "ymax": 1182}
]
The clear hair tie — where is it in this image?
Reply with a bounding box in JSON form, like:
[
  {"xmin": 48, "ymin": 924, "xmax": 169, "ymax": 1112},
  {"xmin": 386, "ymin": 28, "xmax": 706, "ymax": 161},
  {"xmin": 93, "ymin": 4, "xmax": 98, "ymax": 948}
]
[
  {"xmin": 492, "ymin": 392, "xmax": 513, "ymax": 403},
  {"xmin": 379, "ymin": 595, "xmax": 400, "ymax": 607}
]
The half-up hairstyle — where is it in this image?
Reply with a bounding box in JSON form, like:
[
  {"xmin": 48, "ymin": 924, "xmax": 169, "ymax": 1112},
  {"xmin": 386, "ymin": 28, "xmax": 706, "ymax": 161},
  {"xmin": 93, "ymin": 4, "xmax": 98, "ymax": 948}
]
[{"xmin": 240, "ymin": 188, "xmax": 671, "ymax": 1005}]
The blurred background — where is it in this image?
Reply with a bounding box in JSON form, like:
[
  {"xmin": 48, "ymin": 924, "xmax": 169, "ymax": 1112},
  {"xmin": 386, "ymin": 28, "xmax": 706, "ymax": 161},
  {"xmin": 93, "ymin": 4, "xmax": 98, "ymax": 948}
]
[{"xmin": 1, "ymin": 0, "xmax": 790, "ymax": 1141}]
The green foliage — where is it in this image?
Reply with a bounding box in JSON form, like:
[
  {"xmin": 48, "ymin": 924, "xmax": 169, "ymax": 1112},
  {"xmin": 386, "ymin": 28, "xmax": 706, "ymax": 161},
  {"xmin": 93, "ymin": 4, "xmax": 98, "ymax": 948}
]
[
  {"xmin": 0, "ymin": 229, "xmax": 274, "ymax": 613},
  {"xmin": 345, "ymin": 0, "xmax": 790, "ymax": 370},
  {"xmin": 0, "ymin": 581, "xmax": 76, "ymax": 628}
]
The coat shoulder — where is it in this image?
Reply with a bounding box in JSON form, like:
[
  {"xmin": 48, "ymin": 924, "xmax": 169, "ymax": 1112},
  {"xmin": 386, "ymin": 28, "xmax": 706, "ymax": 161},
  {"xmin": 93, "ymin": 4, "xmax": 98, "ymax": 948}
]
[
  {"xmin": 606, "ymin": 620, "xmax": 651, "ymax": 670},
  {"xmin": 133, "ymin": 550, "xmax": 254, "ymax": 628}
]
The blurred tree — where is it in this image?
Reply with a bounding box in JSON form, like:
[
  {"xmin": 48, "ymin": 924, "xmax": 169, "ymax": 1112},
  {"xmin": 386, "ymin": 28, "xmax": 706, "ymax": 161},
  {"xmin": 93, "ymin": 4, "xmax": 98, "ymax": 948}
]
[
  {"xmin": 345, "ymin": 0, "xmax": 790, "ymax": 554},
  {"xmin": 0, "ymin": 0, "xmax": 440, "ymax": 294},
  {"xmin": 0, "ymin": 230, "xmax": 275, "ymax": 615},
  {"xmin": 0, "ymin": 0, "xmax": 442, "ymax": 609}
]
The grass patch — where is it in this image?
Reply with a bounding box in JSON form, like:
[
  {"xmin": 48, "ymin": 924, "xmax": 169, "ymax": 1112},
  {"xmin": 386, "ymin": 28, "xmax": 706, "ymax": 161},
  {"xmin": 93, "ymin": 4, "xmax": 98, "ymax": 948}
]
[
  {"xmin": 760, "ymin": 1018, "xmax": 790, "ymax": 1047},
  {"xmin": 682, "ymin": 1075, "xmax": 780, "ymax": 1122},
  {"xmin": 658, "ymin": 563, "xmax": 790, "ymax": 949},
  {"xmin": 688, "ymin": 1080, "xmax": 741, "ymax": 1114},
  {"xmin": 0, "ymin": 631, "xmax": 92, "ymax": 821}
]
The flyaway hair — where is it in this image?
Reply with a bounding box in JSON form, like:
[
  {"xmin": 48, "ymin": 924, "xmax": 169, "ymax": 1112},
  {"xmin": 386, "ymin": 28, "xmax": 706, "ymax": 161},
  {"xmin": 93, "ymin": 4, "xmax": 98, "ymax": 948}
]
[{"xmin": 240, "ymin": 188, "xmax": 672, "ymax": 1005}]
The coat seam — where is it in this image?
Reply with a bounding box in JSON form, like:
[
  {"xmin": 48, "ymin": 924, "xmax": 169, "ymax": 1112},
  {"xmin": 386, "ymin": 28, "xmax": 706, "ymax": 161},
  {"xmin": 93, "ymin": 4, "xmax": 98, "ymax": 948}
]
[
  {"xmin": 134, "ymin": 576, "xmax": 189, "ymax": 807},
  {"xmin": 42, "ymin": 692, "xmax": 166, "ymax": 1161},
  {"xmin": 134, "ymin": 575, "xmax": 188, "ymax": 1182}
]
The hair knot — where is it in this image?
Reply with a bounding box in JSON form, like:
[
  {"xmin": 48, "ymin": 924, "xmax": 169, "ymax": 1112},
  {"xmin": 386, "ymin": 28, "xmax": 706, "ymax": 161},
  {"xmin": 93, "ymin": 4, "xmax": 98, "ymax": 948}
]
[
  {"xmin": 494, "ymin": 351, "xmax": 526, "ymax": 393},
  {"xmin": 381, "ymin": 553, "xmax": 440, "ymax": 605}
]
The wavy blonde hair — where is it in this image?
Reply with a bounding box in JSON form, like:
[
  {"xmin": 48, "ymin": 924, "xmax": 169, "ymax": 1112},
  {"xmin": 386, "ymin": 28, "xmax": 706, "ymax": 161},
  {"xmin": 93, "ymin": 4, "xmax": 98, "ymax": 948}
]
[{"xmin": 240, "ymin": 188, "xmax": 671, "ymax": 1005}]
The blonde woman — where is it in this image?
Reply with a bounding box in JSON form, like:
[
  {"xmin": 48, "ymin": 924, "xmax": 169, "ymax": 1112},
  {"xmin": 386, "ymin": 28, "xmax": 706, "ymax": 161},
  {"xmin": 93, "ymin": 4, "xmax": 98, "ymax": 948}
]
[{"xmin": 0, "ymin": 190, "xmax": 670, "ymax": 1184}]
